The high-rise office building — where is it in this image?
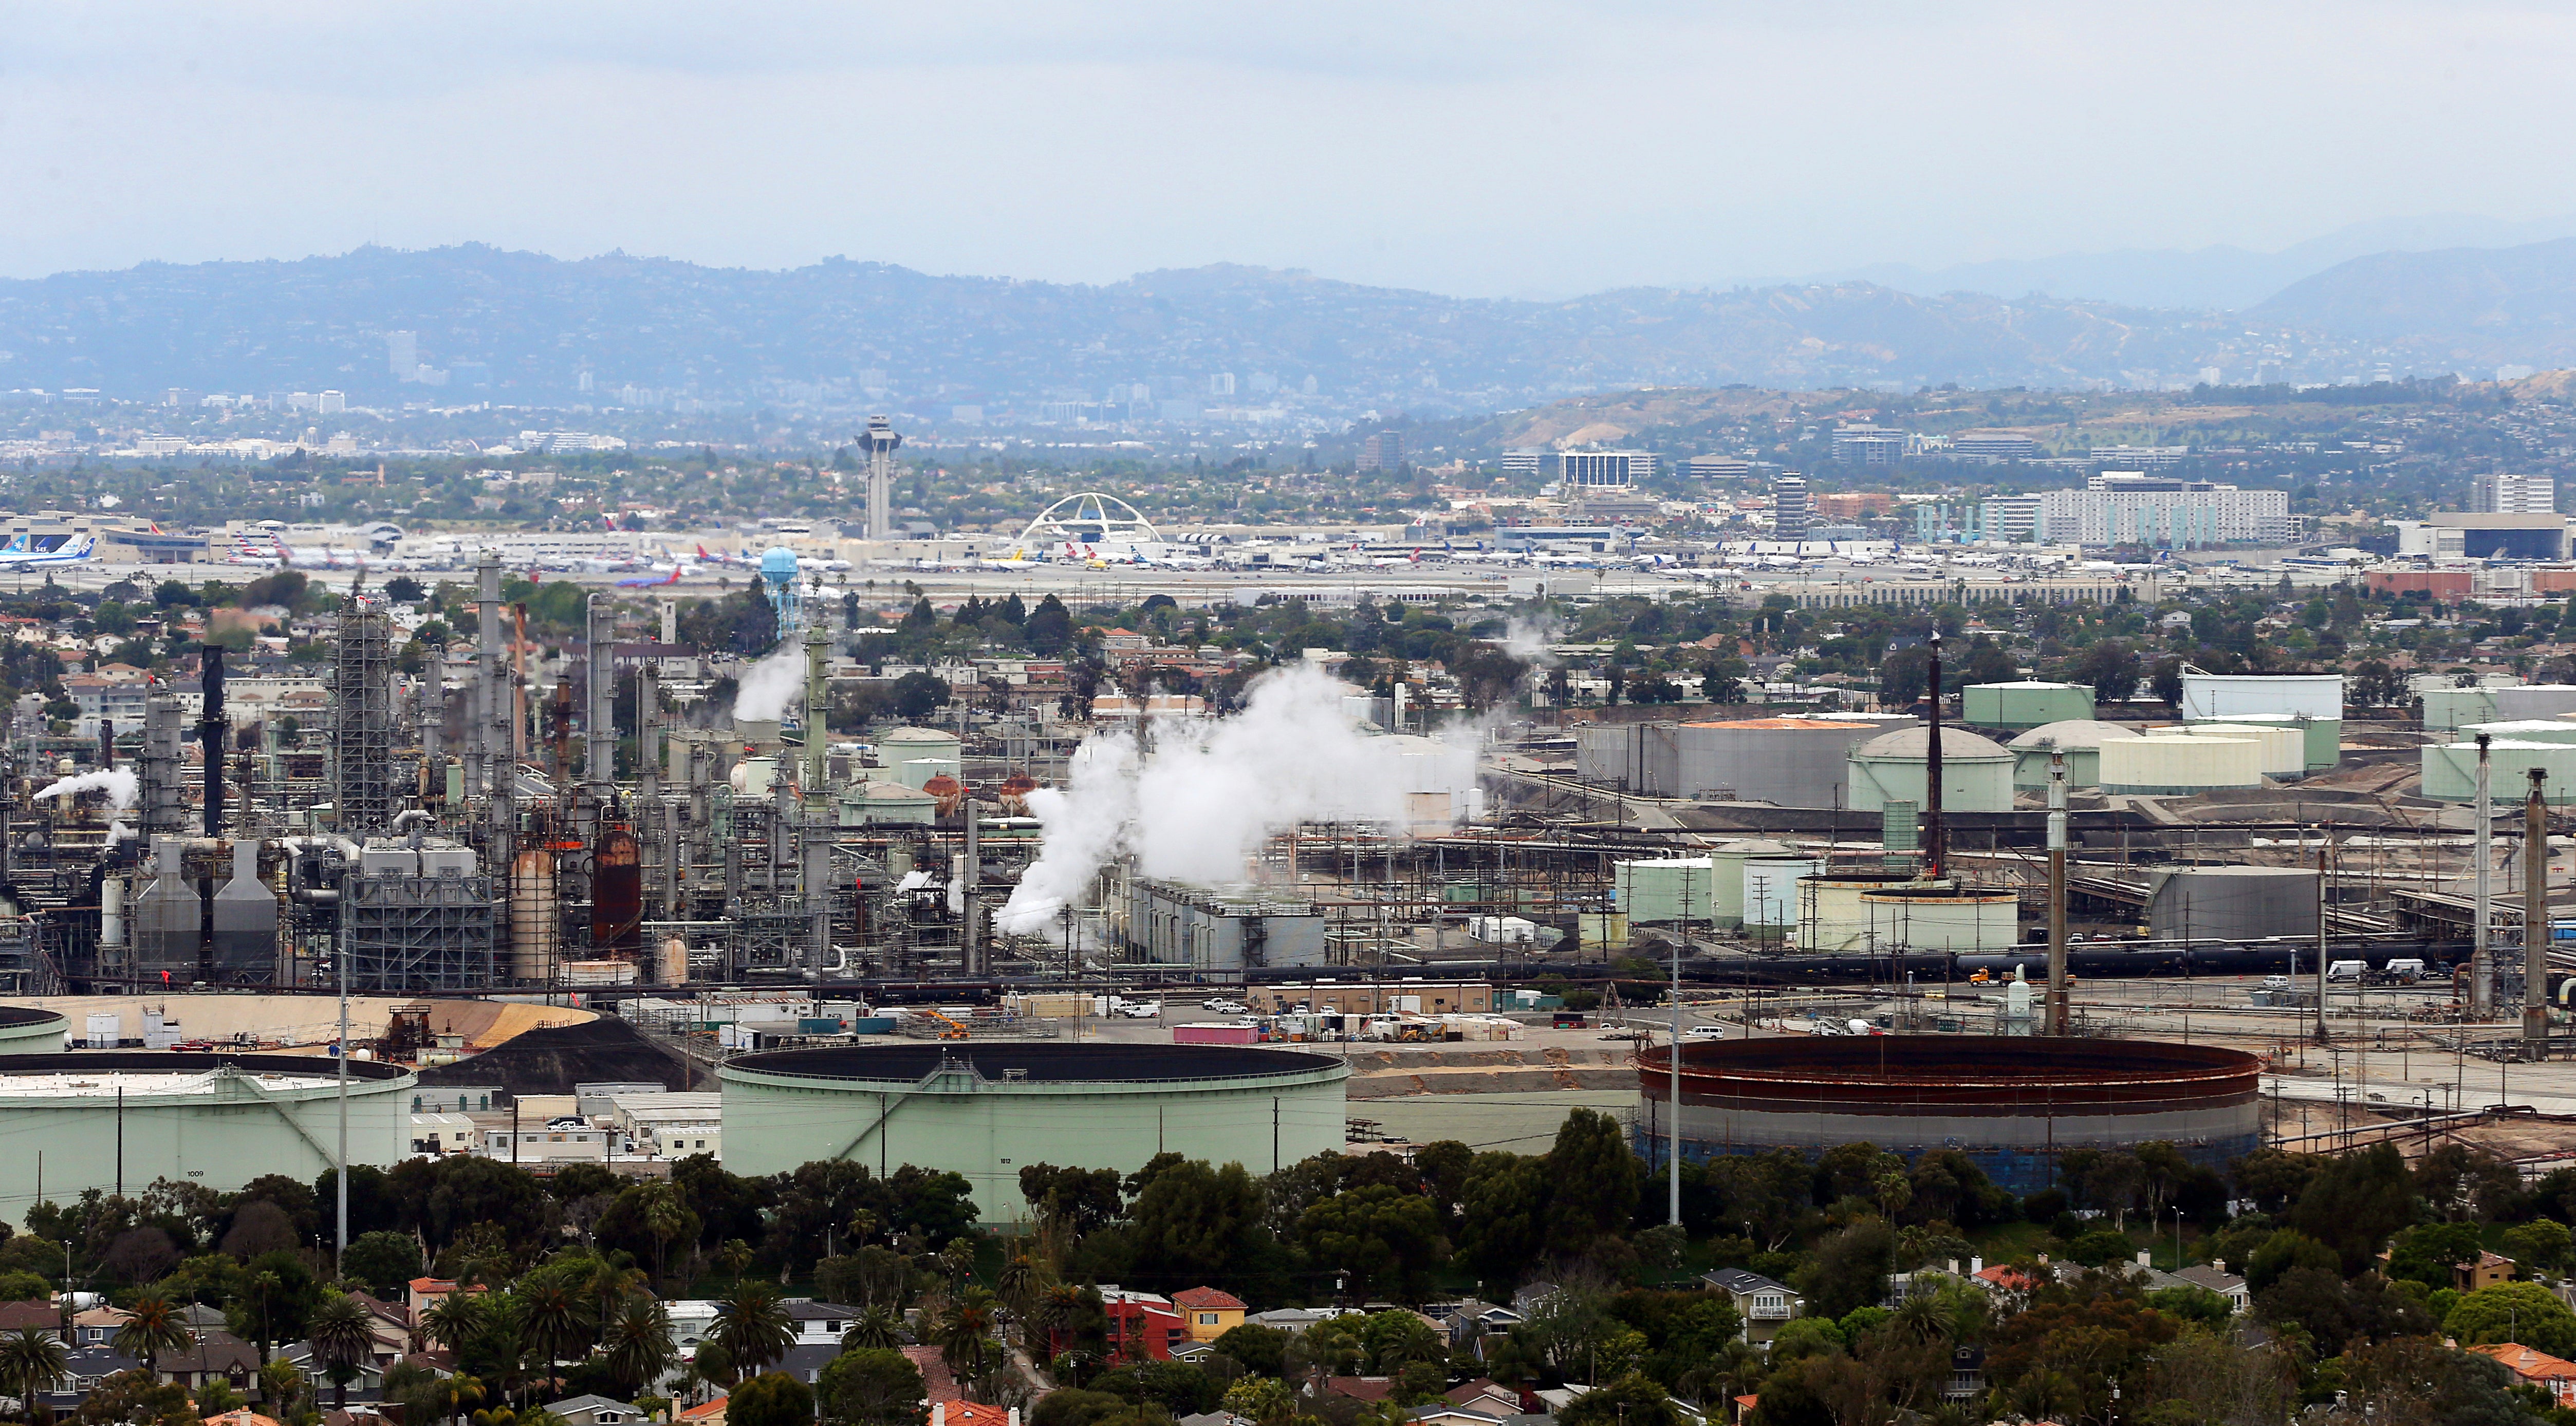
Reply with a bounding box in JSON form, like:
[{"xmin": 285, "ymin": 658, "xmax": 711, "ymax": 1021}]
[
  {"xmin": 2471, "ymin": 473, "xmax": 2555, "ymax": 514},
  {"xmin": 1561, "ymin": 451, "xmax": 1656, "ymax": 487},
  {"xmin": 1500, "ymin": 449, "xmax": 1545, "ymax": 478},
  {"xmin": 1829, "ymin": 425, "xmax": 1906, "ymax": 466},
  {"xmin": 1772, "ymin": 475, "xmax": 1812, "ymax": 540},
  {"xmin": 386, "ymin": 331, "xmax": 418, "ymax": 380},
  {"xmin": 1359, "ymin": 431, "xmax": 1405, "ymax": 472}
]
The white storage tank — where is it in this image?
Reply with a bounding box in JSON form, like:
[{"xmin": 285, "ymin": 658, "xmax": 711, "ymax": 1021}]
[
  {"xmin": 1859, "ymin": 885, "xmax": 2019, "ymax": 953},
  {"xmin": 1617, "ymin": 858, "xmax": 1718, "ymax": 925},
  {"xmin": 1382, "ymin": 733, "xmax": 1482, "ymax": 831},
  {"xmin": 2421, "ymin": 740, "xmax": 2576, "ymax": 804},
  {"xmin": 2164, "ymin": 723, "xmax": 2305, "ymax": 779},
  {"xmin": 2180, "ymin": 710, "xmax": 2339, "ymax": 771},
  {"xmin": 2008, "ymin": 720, "xmax": 2140, "ymax": 790},
  {"xmin": 2179, "ymin": 671, "xmax": 2342, "ymax": 721},
  {"xmin": 2460, "ymin": 719, "xmax": 2576, "ymax": 746},
  {"xmin": 2097, "ymin": 735, "xmax": 2265, "ymax": 795},
  {"xmin": 878, "ymin": 726, "xmax": 967, "ymax": 790},
  {"xmin": 1705, "ymin": 838, "xmax": 1796, "ymax": 929},
  {"xmin": 2422, "ymin": 686, "xmax": 2496, "ymax": 732},
  {"xmin": 1743, "ymin": 857, "xmax": 1823, "ymax": 936},
  {"xmin": 1795, "ymin": 871, "xmax": 1920, "ymax": 952},
  {"xmin": 2492, "ymin": 685, "xmax": 2576, "ymax": 723},
  {"xmin": 1845, "ymin": 726, "xmax": 2014, "ymax": 814}
]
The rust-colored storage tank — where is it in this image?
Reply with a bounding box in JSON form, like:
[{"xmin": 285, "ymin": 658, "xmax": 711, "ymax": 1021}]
[
  {"xmin": 591, "ymin": 826, "xmax": 642, "ymax": 958},
  {"xmin": 998, "ymin": 773, "xmax": 1039, "ymax": 816},
  {"xmin": 922, "ymin": 773, "xmax": 965, "ymax": 817}
]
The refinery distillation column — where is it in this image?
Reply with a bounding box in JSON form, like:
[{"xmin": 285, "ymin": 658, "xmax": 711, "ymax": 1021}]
[
  {"xmin": 863, "ymin": 415, "xmax": 902, "ymax": 542},
  {"xmin": 2529, "ymin": 768, "xmax": 2550, "ymax": 1053}
]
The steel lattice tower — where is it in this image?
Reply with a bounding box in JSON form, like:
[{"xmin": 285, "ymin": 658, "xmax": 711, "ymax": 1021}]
[{"xmin": 329, "ymin": 595, "xmax": 400, "ymax": 836}]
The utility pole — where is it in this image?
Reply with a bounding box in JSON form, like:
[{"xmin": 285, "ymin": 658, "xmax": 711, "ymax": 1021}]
[
  {"xmin": 2047, "ymin": 748, "xmax": 2069, "ymax": 1035},
  {"xmin": 2529, "ymin": 767, "xmax": 2551, "ymax": 1055},
  {"xmin": 2314, "ymin": 829, "xmax": 2330, "ymax": 1044},
  {"xmin": 2474, "ymin": 733, "xmax": 2495, "ymax": 1020}
]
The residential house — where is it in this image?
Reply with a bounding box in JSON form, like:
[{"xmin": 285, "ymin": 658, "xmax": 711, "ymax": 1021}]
[
  {"xmin": 1444, "ymin": 1381, "xmax": 1529, "ymax": 1417},
  {"xmin": 1431, "ymin": 1301, "xmax": 1522, "ymax": 1351},
  {"xmin": 678, "ymin": 1398, "xmax": 727, "ymax": 1426},
  {"xmin": 2469, "ymin": 1343, "xmax": 2576, "ymax": 1407},
  {"xmin": 930, "ymin": 1405, "xmax": 1013, "ymax": 1426},
  {"xmin": 1246, "ymin": 1307, "xmax": 1357, "ymax": 1335},
  {"xmin": 1101, "ymin": 1289, "xmax": 1187, "ymax": 1363},
  {"xmin": 1173, "ymin": 1287, "xmax": 1247, "ymax": 1342},
  {"xmin": 408, "ymin": 1277, "xmax": 481, "ymax": 1323},
  {"xmin": 1407, "ymin": 1408, "xmax": 1501, "ymax": 1426},
  {"xmin": 279, "ymin": 1337, "xmax": 391, "ymax": 1401},
  {"xmin": 69, "ymin": 1305, "xmax": 131, "ymax": 1345},
  {"xmin": 0, "ymin": 1301, "xmax": 61, "ymax": 1338},
  {"xmin": 2141, "ymin": 1262, "xmax": 2250, "ymax": 1315},
  {"xmin": 546, "ymin": 1396, "xmax": 644, "ymax": 1426},
  {"xmin": 1699, "ymin": 1269, "xmax": 1803, "ymax": 1347},
  {"xmin": 781, "ymin": 1300, "xmax": 866, "ymax": 1346},
  {"xmin": 2460, "ymin": 1251, "xmax": 2517, "ymax": 1292},
  {"xmin": 1322, "ymin": 1378, "xmax": 1396, "ymax": 1404},
  {"xmin": 900, "ymin": 1345, "xmax": 964, "ymax": 1404},
  {"xmin": 205, "ymin": 1412, "xmax": 284, "ymax": 1426}
]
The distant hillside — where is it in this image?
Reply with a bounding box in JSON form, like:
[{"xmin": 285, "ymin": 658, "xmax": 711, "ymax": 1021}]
[
  {"xmin": 2251, "ymin": 238, "xmax": 2576, "ymax": 364},
  {"xmin": 0, "ymin": 246, "xmax": 2255, "ymax": 412}
]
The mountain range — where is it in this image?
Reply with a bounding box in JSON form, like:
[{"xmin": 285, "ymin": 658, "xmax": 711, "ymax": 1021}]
[{"xmin": 6, "ymin": 236, "xmax": 2576, "ymax": 416}]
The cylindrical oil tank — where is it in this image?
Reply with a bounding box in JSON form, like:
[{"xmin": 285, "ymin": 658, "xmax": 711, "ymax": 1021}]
[
  {"xmin": 2008, "ymin": 720, "xmax": 2140, "ymax": 790},
  {"xmin": 1636, "ymin": 1036, "xmax": 2263, "ymax": 1192},
  {"xmin": 1795, "ymin": 870, "xmax": 1918, "ymax": 951},
  {"xmin": 2491, "ymin": 685, "xmax": 2576, "ymax": 723},
  {"xmin": 2460, "ymin": 718, "xmax": 2576, "ymax": 745},
  {"xmin": 2165, "ymin": 723, "xmax": 2305, "ymax": 779},
  {"xmin": 1860, "ymin": 885, "xmax": 2018, "ymax": 952},
  {"xmin": 131, "ymin": 840, "xmax": 201, "ymax": 980},
  {"xmin": 591, "ymin": 827, "xmax": 642, "ymax": 958},
  {"xmin": 1845, "ymin": 727, "xmax": 2013, "ymax": 813},
  {"xmin": 2183, "ymin": 712, "xmax": 2340, "ymax": 770},
  {"xmin": 210, "ymin": 840, "xmax": 279, "ymax": 978},
  {"xmin": 509, "ymin": 848, "xmax": 558, "ymax": 983},
  {"xmin": 1743, "ymin": 857, "xmax": 1822, "ymax": 934},
  {"xmin": 2097, "ymin": 735, "xmax": 2265, "ymax": 794},
  {"xmin": 922, "ymin": 774, "xmax": 966, "ymax": 817},
  {"xmin": 1671, "ymin": 719, "xmax": 1885, "ymax": 806},
  {"xmin": 839, "ymin": 780, "xmax": 937, "ymax": 826},
  {"xmin": 1617, "ymin": 858, "xmax": 1716, "ymax": 925},
  {"xmin": 660, "ymin": 936, "xmax": 690, "ymax": 985},
  {"xmin": 731, "ymin": 755, "xmax": 779, "ymax": 797},
  {"xmin": 2146, "ymin": 865, "xmax": 2321, "ymax": 941},
  {"xmin": 0, "ymin": 1052, "xmax": 414, "ymax": 1200},
  {"xmin": 1961, "ymin": 681, "xmax": 2095, "ymax": 732},
  {"xmin": 1705, "ymin": 839, "xmax": 1795, "ymax": 929},
  {"xmin": 879, "ymin": 726, "xmax": 966, "ymax": 789},
  {"xmin": 721, "ymin": 1043, "xmax": 1349, "ymax": 1220},
  {"xmin": 2421, "ymin": 740, "xmax": 2576, "ymax": 804},
  {"xmin": 2422, "ymin": 686, "xmax": 2496, "ymax": 732},
  {"xmin": 0, "ymin": 1009, "xmax": 68, "ymax": 1055},
  {"xmin": 2179, "ymin": 671, "xmax": 2342, "ymax": 721}
]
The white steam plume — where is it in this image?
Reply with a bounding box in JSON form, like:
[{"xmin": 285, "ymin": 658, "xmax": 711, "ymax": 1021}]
[
  {"xmin": 996, "ymin": 661, "xmax": 1417, "ymax": 935},
  {"xmin": 104, "ymin": 821, "xmax": 134, "ymax": 847},
  {"xmin": 34, "ymin": 768, "xmax": 139, "ymax": 810},
  {"xmin": 732, "ymin": 644, "xmax": 807, "ymax": 724},
  {"xmin": 1503, "ymin": 613, "xmax": 1560, "ymax": 665}
]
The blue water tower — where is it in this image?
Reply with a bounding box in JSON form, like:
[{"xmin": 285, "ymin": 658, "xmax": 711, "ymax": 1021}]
[{"xmin": 759, "ymin": 545, "xmax": 803, "ymax": 631}]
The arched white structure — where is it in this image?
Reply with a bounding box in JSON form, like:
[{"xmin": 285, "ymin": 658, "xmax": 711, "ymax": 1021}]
[{"xmin": 1006, "ymin": 492, "xmax": 1160, "ymax": 561}]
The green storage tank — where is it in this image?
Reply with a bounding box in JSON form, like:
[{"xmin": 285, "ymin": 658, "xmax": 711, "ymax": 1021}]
[{"xmin": 1962, "ymin": 681, "xmax": 2095, "ymax": 732}]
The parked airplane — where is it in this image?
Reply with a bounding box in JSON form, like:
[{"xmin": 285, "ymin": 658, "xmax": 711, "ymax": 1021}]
[
  {"xmin": 614, "ymin": 567, "xmax": 684, "ymax": 589},
  {"xmin": 0, "ymin": 533, "xmax": 97, "ymax": 569}
]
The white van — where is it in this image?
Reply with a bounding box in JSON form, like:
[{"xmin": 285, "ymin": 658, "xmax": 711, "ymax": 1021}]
[
  {"xmin": 2326, "ymin": 960, "xmax": 2365, "ymax": 983},
  {"xmin": 2384, "ymin": 959, "xmax": 2425, "ymax": 984}
]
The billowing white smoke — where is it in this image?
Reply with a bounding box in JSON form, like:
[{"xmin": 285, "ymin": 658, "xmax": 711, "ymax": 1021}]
[
  {"xmin": 732, "ymin": 644, "xmax": 807, "ymax": 723},
  {"xmin": 104, "ymin": 821, "xmax": 134, "ymax": 848},
  {"xmin": 1503, "ymin": 614, "xmax": 1560, "ymax": 664},
  {"xmin": 33, "ymin": 768, "xmax": 139, "ymax": 810},
  {"xmin": 996, "ymin": 661, "xmax": 1418, "ymax": 935}
]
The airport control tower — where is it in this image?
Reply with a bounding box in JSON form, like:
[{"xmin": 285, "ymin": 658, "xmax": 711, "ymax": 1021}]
[{"xmin": 862, "ymin": 415, "xmax": 902, "ymax": 542}]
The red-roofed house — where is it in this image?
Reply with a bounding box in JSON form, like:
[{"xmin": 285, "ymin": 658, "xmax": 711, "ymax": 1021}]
[
  {"xmin": 2469, "ymin": 1343, "xmax": 2576, "ymax": 1406},
  {"xmin": 900, "ymin": 1345, "xmax": 962, "ymax": 1405},
  {"xmin": 931, "ymin": 1405, "xmax": 1015, "ymax": 1426},
  {"xmin": 1173, "ymin": 1287, "xmax": 1248, "ymax": 1342},
  {"xmin": 678, "ymin": 1397, "xmax": 726, "ymax": 1426}
]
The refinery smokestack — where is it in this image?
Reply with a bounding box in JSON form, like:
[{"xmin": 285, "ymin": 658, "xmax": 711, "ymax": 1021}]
[{"xmin": 862, "ymin": 415, "xmax": 901, "ymax": 542}]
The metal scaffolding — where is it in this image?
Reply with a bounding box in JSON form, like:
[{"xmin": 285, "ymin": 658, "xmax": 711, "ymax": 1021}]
[
  {"xmin": 343, "ymin": 871, "xmax": 498, "ymax": 991},
  {"xmin": 330, "ymin": 595, "xmax": 401, "ymax": 836}
]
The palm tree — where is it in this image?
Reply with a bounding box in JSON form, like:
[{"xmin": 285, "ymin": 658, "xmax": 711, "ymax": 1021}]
[
  {"xmin": 111, "ymin": 1295, "xmax": 191, "ymax": 1382},
  {"xmin": 996, "ymin": 1253, "xmax": 1042, "ymax": 1320},
  {"xmin": 840, "ymin": 1306, "xmax": 903, "ymax": 1352},
  {"xmin": 717, "ymin": 1239, "xmax": 754, "ymax": 1288},
  {"xmin": 0, "ymin": 1327, "xmax": 66, "ymax": 1420},
  {"xmin": 424, "ymin": 1290, "xmax": 490, "ymax": 1356},
  {"xmin": 708, "ymin": 1284, "xmax": 794, "ymax": 1380},
  {"xmin": 639, "ymin": 1183, "xmax": 688, "ymax": 1287},
  {"xmin": 846, "ymin": 1210, "xmax": 880, "ymax": 1249},
  {"xmin": 513, "ymin": 1279, "xmax": 596, "ymax": 1394},
  {"xmin": 580, "ymin": 1257, "xmax": 648, "ymax": 1335},
  {"xmin": 433, "ymin": 1373, "xmax": 488, "ymax": 1426},
  {"xmin": 310, "ymin": 1291, "xmax": 378, "ymax": 1410},
  {"xmin": 602, "ymin": 1298, "xmax": 676, "ymax": 1402},
  {"xmin": 936, "ymin": 1290, "xmax": 996, "ymax": 1383},
  {"xmin": 1030, "ymin": 1284, "xmax": 1087, "ymax": 1361}
]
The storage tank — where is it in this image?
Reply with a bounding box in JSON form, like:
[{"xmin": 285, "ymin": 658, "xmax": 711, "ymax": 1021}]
[
  {"xmin": 2421, "ymin": 686, "xmax": 2496, "ymax": 732},
  {"xmin": 509, "ymin": 848, "xmax": 558, "ymax": 983},
  {"xmin": 731, "ymin": 755, "xmax": 780, "ymax": 797},
  {"xmin": 2491, "ymin": 685, "xmax": 2576, "ymax": 723},
  {"xmin": 1961, "ymin": 681, "xmax": 2095, "ymax": 733},
  {"xmin": 1794, "ymin": 870, "xmax": 1918, "ymax": 951},
  {"xmin": 2008, "ymin": 720, "xmax": 2140, "ymax": 790},
  {"xmin": 2460, "ymin": 719, "xmax": 2576, "ymax": 746},
  {"xmin": 210, "ymin": 841, "xmax": 279, "ymax": 979},
  {"xmin": 2421, "ymin": 740, "xmax": 2576, "ymax": 804},
  {"xmin": 2165, "ymin": 723, "xmax": 2305, "ymax": 779},
  {"xmin": 2097, "ymin": 735, "xmax": 2265, "ymax": 795},
  {"xmin": 1704, "ymin": 838, "xmax": 1796, "ymax": 929},
  {"xmin": 0, "ymin": 1009, "xmax": 67, "ymax": 1056},
  {"xmin": 1845, "ymin": 726, "xmax": 2013, "ymax": 813},
  {"xmin": 0, "ymin": 1053, "xmax": 414, "ymax": 1201},
  {"xmin": 2146, "ymin": 866, "xmax": 2321, "ymax": 941},
  {"xmin": 838, "ymin": 779, "xmax": 938, "ymax": 827},
  {"xmin": 2179, "ymin": 671, "xmax": 2342, "ymax": 721},
  {"xmin": 1743, "ymin": 857, "xmax": 1823, "ymax": 937},
  {"xmin": 2181, "ymin": 711, "xmax": 2340, "ymax": 771},
  {"xmin": 1859, "ymin": 884, "xmax": 2020, "ymax": 952},
  {"xmin": 722, "ymin": 1043, "xmax": 1348, "ymax": 1219},
  {"xmin": 1671, "ymin": 719, "xmax": 1884, "ymax": 805},
  {"xmin": 1382, "ymin": 733, "xmax": 1481, "ymax": 830},
  {"xmin": 1617, "ymin": 858, "xmax": 1716, "ymax": 925},
  {"xmin": 879, "ymin": 727, "xmax": 966, "ymax": 790}
]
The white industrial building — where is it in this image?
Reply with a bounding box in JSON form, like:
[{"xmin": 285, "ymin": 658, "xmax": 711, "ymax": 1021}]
[
  {"xmin": 2471, "ymin": 473, "xmax": 2556, "ymax": 514},
  {"xmin": 1561, "ymin": 451, "xmax": 1657, "ymax": 488}
]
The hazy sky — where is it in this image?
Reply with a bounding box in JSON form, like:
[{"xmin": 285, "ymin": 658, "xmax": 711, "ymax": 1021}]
[{"xmin": 5, "ymin": 1, "xmax": 2574, "ymax": 297}]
